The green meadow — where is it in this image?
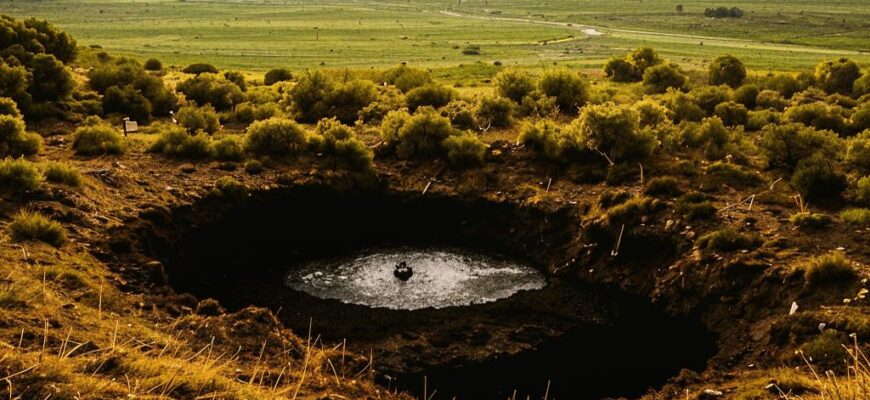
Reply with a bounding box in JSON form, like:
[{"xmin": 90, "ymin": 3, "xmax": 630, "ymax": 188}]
[{"xmin": 2, "ymin": 0, "xmax": 868, "ymax": 73}]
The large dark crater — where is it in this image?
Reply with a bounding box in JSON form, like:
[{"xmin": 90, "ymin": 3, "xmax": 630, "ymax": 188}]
[{"xmin": 130, "ymin": 184, "xmax": 716, "ymax": 399}]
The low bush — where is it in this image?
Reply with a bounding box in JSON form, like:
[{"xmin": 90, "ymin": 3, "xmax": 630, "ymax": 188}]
[
  {"xmin": 846, "ymin": 130, "xmax": 870, "ymax": 173},
  {"xmin": 42, "ymin": 162, "xmax": 82, "ymax": 187},
  {"xmin": 213, "ymin": 136, "xmax": 244, "ymax": 162},
  {"xmin": 604, "ymin": 47, "xmax": 662, "ymax": 82},
  {"xmin": 677, "ymin": 117, "xmax": 734, "ymax": 160},
  {"xmin": 705, "ymin": 161, "xmax": 762, "ymax": 188},
  {"xmin": 321, "ymin": 79, "xmax": 378, "ymax": 124},
  {"xmin": 632, "ymin": 99, "xmax": 671, "ymax": 127},
  {"xmin": 800, "ymin": 330, "xmax": 849, "ymax": 371},
  {"xmin": 7, "ymin": 211, "xmax": 66, "ymax": 247},
  {"xmin": 517, "ymin": 91, "xmax": 560, "ymax": 119},
  {"xmin": 441, "ymin": 100, "xmax": 477, "ymax": 130},
  {"xmin": 756, "ymin": 89, "xmax": 788, "ymax": 111},
  {"xmin": 309, "ymin": 118, "xmax": 373, "ymax": 170},
  {"xmin": 474, "ymin": 96, "xmax": 513, "ymax": 128},
  {"xmin": 0, "ymin": 158, "xmax": 41, "ymax": 194},
  {"xmin": 693, "ymin": 85, "xmax": 733, "ymax": 115},
  {"xmin": 815, "ymin": 58, "xmax": 861, "ymax": 95},
  {"xmin": 0, "ymin": 97, "xmax": 22, "ymax": 119},
  {"xmin": 149, "ymin": 125, "xmax": 214, "ymax": 159},
  {"xmin": 605, "ymin": 196, "xmax": 659, "ymax": 225},
  {"xmin": 762, "ymin": 73, "xmax": 807, "ymax": 99},
  {"xmin": 855, "ymin": 176, "xmax": 870, "ymax": 205},
  {"xmin": 286, "ymin": 72, "xmax": 377, "ymax": 124},
  {"xmin": 405, "ymin": 84, "xmax": 455, "ymax": 111},
  {"xmin": 264, "ymin": 68, "xmax": 293, "ymax": 86},
  {"xmin": 676, "ymin": 193, "xmax": 718, "ymax": 221},
  {"xmin": 214, "ymin": 176, "xmax": 245, "ymax": 195},
  {"xmin": 840, "ymin": 208, "xmax": 870, "ymax": 227},
  {"xmin": 516, "ymin": 119, "xmax": 576, "ymax": 162},
  {"xmin": 644, "ymin": 176, "xmax": 682, "ymax": 197},
  {"xmin": 708, "ymin": 55, "xmax": 746, "ymax": 88},
  {"xmin": 573, "ymin": 102, "xmax": 655, "ymax": 163},
  {"xmin": 177, "ymin": 73, "xmax": 244, "ymax": 111},
  {"xmin": 851, "ymin": 107, "xmax": 870, "ymax": 133},
  {"xmin": 233, "ymin": 102, "xmax": 284, "ymax": 124},
  {"xmin": 789, "ymin": 213, "xmax": 832, "ymax": 229},
  {"xmin": 785, "ymin": 102, "xmax": 847, "ymax": 134},
  {"xmin": 380, "ymin": 107, "xmax": 457, "ymax": 159},
  {"xmin": 244, "ymin": 118, "xmax": 308, "ymax": 157},
  {"xmin": 176, "ymin": 105, "xmax": 220, "ymax": 134},
  {"xmin": 382, "ymin": 65, "xmax": 432, "ymax": 93},
  {"xmin": 662, "ymin": 89, "xmax": 705, "ymax": 123},
  {"xmin": 243, "ymin": 159, "xmax": 264, "ymax": 174},
  {"xmin": 143, "ymin": 58, "xmax": 162, "ymax": 71},
  {"xmin": 733, "ymin": 84, "xmax": 759, "ymax": 109},
  {"xmin": 494, "ymin": 69, "xmax": 535, "ymax": 103},
  {"xmin": 643, "ymin": 64, "xmax": 687, "ymax": 94},
  {"xmin": 443, "ymin": 133, "xmax": 486, "ymax": 168},
  {"xmin": 182, "ymin": 63, "xmax": 219, "ymax": 75},
  {"xmin": 0, "ymin": 114, "xmax": 42, "ymax": 157},
  {"xmin": 758, "ymin": 123, "xmax": 843, "ymax": 171},
  {"xmin": 746, "ymin": 109, "xmax": 781, "ymax": 131},
  {"xmin": 803, "ymin": 252, "xmax": 857, "ymax": 286},
  {"xmin": 790, "ymin": 154, "xmax": 847, "ymax": 201},
  {"xmin": 71, "ymin": 123, "xmax": 125, "ymax": 156},
  {"xmin": 697, "ymin": 226, "xmax": 761, "ymax": 252},
  {"xmin": 714, "ymin": 101, "xmax": 748, "ymax": 126},
  {"xmin": 539, "ymin": 69, "xmax": 589, "ymax": 113},
  {"xmin": 223, "ymin": 71, "xmax": 247, "ymax": 92},
  {"xmin": 103, "ymin": 85, "xmax": 152, "ymax": 122}
]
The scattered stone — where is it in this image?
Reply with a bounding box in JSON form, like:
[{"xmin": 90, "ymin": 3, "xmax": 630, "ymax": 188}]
[
  {"xmin": 789, "ymin": 301, "xmax": 799, "ymax": 315},
  {"xmin": 698, "ymin": 389, "xmax": 723, "ymax": 399},
  {"xmin": 180, "ymin": 163, "xmax": 196, "ymax": 173}
]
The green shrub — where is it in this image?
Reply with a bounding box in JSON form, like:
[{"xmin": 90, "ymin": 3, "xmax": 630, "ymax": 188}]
[
  {"xmin": 677, "ymin": 117, "xmax": 734, "ymax": 160},
  {"xmin": 713, "ymin": 101, "xmax": 748, "ymax": 126},
  {"xmin": 573, "ymin": 102, "xmax": 654, "ymax": 163},
  {"xmin": 381, "ymin": 107, "xmax": 457, "ymax": 160},
  {"xmin": 644, "ymin": 176, "xmax": 682, "ymax": 197},
  {"xmin": 756, "ymin": 89, "xmax": 788, "ymax": 111},
  {"xmin": 214, "ymin": 176, "xmax": 245, "ymax": 195},
  {"xmin": 88, "ymin": 58, "xmax": 177, "ymax": 118},
  {"xmin": 539, "ymin": 69, "xmax": 589, "ymax": 114},
  {"xmin": 632, "ymin": 99, "xmax": 671, "ymax": 127},
  {"xmin": 785, "ymin": 102, "xmax": 847, "ymax": 134},
  {"xmin": 517, "ymin": 91, "xmax": 560, "ymax": 119},
  {"xmin": 697, "ymin": 226, "xmax": 761, "ymax": 252},
  {"xmin": 494, "ymin": 69, "xmax": 535, "ymax": 103},
  {"xmin": 322, "ymin": 80, "xmax": 378, "ymax": 124},
  {"xmin": 840, "ymin": 208, "xmax": 870, "ymax": 227},
  {"xmin": 474, "ymin": 96, "xmax": 513, "ymax": 129},
  {"xmin": 693, "ymin": 85, "xmax": 733, "ymax": 115},
  {"xmin": 71, "ymin": 124, "xmax": 125, "ymax": 156},
  {"xmin": 854, "ymin": 73, "xmax": 870, "ymax": 98},
  {"xmin": 441, "ymin": 100, "xmax": 477, "ymax": 130},
  {"xmin": 182, "ymin": 63, "xmax": 219, "ymax": 75},
  {"xmin": 223, "ymin": 71, "xmax": 247, "ymax": 92},
  {"xmin": 643, "ymin": 64, "xmax": 687, "ymax": 94},
  {"xmin": 103, "ymin": 84, "xmax": 152, "ymax": 122},
  {"xmin": 705, "ymin": 161, "xmax": 762, "ymax": 188},
  {"xmin": 0, "ymin": 114, "xmax": 42, "ymax": 157},
  {"xmin": 149, "ymin": 124, "xmax": 214, "ymax": 159},
  {"xmin": 309, "ymin": 118, "xmax": 373, "ymax": 170},
  {"xmin": 42, "ymin": 162, "xmax": 82, "ymax": 187},
  {"xmin": 790, "ymin": 154, "xmax": 847, "ymax": 201},
  {"xmin": 815, "ymin": 58, "xmax": 861, "ymax": 95},
  {"xmin": 143, "ymin": 58, "xmax": 162, "ymax": 71},
  {"xmin": 382, "ymin": 65, "xmax": 432, "ymax": 93},
  {"xmin": 176, "ymin": 105, "xmax": 220, "ymax": 134},
  {"xmin": 405, "ymin": 84, "xmax": 455, "ymax": 111},
  {"xmin": 605, "ymin": 196, "xmax": 658, "ymax": 225},
  {"xmin": 746, "ymin": 109, "xmax": 781, "ymax": 131},
  {"xmin": 803, "ymin": 252, "xmax": 856, "ymax": 286},
  {"xmin": 286, "ymin": 72, "xmax": 376, "ymax": 124},
  {"xmin": 177, "ymin": 73, "xmax": 244, "ymax": 111},
  {"xmin": 0, "ymin": 97, "xmax": 22, "ymax": 119},
  {"xmin": 244, "ymin": 117, "xmax": 308, "ymax": 157},
  {"xmin": 604, "ymin": 57, "xmax": 638, "ymax": 82},
  {"xmin": 264, "ymin": 68, "xmax": 293, "ymax": 86},
  {"xmin": 0, "ymin": 158, "xmax": 41, "ymax": 194},
  {"xmin": 7, "ymin": 211, "xmax": 66, "ymax": 247},
  {"xmin": 709, "ymin": 55, "xmax": 746, "ymax": 88},
  {"xmin": 213, "ymin": 136, "xmax": 244, "ymax": 162},
  {"xmin": 676, "ymin": 193, "xmax": 718, "ymax": 221},
  {"xmin": 516, "ymin": 119, "xmax": 576, "ymax": 161},
  {"xmin": 856, "ymin": 176, "xmax": 870, "ymax": 205},
  {"xmin": 443, "ymin": 133, "xmax": 486, "ymax": 168},
  {"xmin": 846, "ymin": 130, "xmax": 870, "ymax": 172},
  {"xmin": 243, "ymin": 159, "xmax": 264, "ymax": 174},
  {"xmin": 733, "ymin": 84, "xmax": 759, "ymax": 109},
  {"xmin": 758, "ymin": 123, "xmax": 843, "ymax": 170},
  {"xmin": 850, "ymin": 107, "xmax": 870, "ymax": 133},
  {"xmin": 233, "ymin": 102, "xmax": 284, "ymax": 124},
  {"xmin": 662, "ymin": 89, "xmax": 704, "ymax": 123},
  {"xmin": 800, "ymin": 330, "xmax": 849, "ymax": 371},
  {"xmin": 762, "ymin": 73, "xmax": 806, "ymax": 99},
  {"xmin": 789, "ymin": 213, "xmax": 832, "ymax": 229}
]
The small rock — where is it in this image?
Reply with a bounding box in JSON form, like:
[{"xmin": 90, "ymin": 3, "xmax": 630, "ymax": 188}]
[
  {"xmin": 698, "ymin": 389, "xmax": 723, "ymax": 399},
  {"xmin": 664, "ymin": 220, "xmax": 675, "ymax": 231},
  {"xmin": 685, "ymin": 230, "xmax": 696, "ymax": 239},
  {"xmin": 789, "ymin": 301, "xmax": 799, "ymax": 315},
  {"xmin": 180, "ymin": 164, "xmax": 196, "ymax": 173}
]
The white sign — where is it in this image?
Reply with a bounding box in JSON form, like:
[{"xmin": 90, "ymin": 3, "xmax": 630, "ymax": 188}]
[{"xmin": 124, "ymin": 120, "xmax": 138, "ymax": 133}]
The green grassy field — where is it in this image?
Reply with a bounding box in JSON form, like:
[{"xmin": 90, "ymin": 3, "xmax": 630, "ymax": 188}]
[{"xmin": 2, "ymin": 0, "xmax": 868, "ymax": 73}]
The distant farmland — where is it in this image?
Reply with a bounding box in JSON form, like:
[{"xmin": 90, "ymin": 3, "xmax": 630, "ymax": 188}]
[{"xmin": 3, "ymin": 0, "xmax": 868, "ymax": 71}]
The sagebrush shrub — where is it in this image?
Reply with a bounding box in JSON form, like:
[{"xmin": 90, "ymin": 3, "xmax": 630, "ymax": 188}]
[
  {"xmin": 790, "ymin": 154, "xmax": 847, "ymax": 201},
  {"xmin": 443, "ymin": 133, "xmax": 486, "ymax": 168},
  {"xmin": 854, "ymin": 176, "xmax": 870, "ymax": 205},
  {"xmin": 643, "ymin": 64, "xmax": 687, "ymax": 94},
  {"xmin": 697, "ymin": 226, "xmax": 761, "ymax": 252},
  {"xmin": 517, "ymin": 119, "xmax": 576, "ymax": 162},
  {"xmin": 244, "ymin": 118, "xmax": 308, "ymax": 157},
  {"xmin": 381, "ymin": 107, "xmax": 457, "ymax": 160},
  {"xmin": 494, "ymin": 69, "xmax": 535, "ymax": 103},
  {"xmin": 573, "ymin": 102, "xmax": 654, "ymax": 163},
  {"xmin": 789, "ymin": 213, "xmax": 832, "ymax": 229},
  {"xmin": 756, "ymin": 89, "xmax": 788, "ymax": 111},
  {"xmin": 233, "ymin": 102, "xmax": 283, "ymax": 124},
  {"xmin": 662, "ymin": 89, "xmax": 705, "ymax": 123},
  {"xmin": 0, "ymin": 158, "xmax": 41, "ymax": 194},
  {"xmin": 475, "ymin": 96, "xmax": 513, "ymax": 129},
  {"xmin": 382, "ymin": 65, "xmax": 432, "ymax": 93},
  {"xmin": 632, "ymin": 99, "xmax": 671, "ymax": 127},
  {"xmin": 845, "ymin": 130, "xmax": 870, "ymax": 172},
  {"xmin": 177, "ymin": 73, "xmax": 244, "ymax": 111},
  {"xmin": 758, "ymin": 123, "xmax": 842, "ymax": 170},
  {"xmin": 785, "ymin": 102, "xmax": 847, "ymax": 134},
  {"xmin": 143, "ymin": 58, "xmax": 162, "ymax": 71},
  {"xmin": 405, "ymin": 84, "xmax": 455, "ymax": 111},
  {"xmin": 0, "ymin": 97, "xmax": 22, "ymax": 119},
  {"xmin": 714, "ymin": 101, "xmax": 748, "ymax": 127},
  {"xmin": 310, "ymin": 118, "xmax": 373, "ymax": 170},
  {"xmin": 815, "ymin": 58, "xmax": 861, "ymax": 95},
  {"xmin": 441, "ymin": 100, "xmax": 477, "ymax": 130},
  {"xmin": 0, "ymin": 114, "xmax": 42, "ymax": 157},
  {"xmin": 213, "ymin": 136, "xmax": 244, "ymax": 162},
  {"xmin": 176, "ymin": 105, "xmax": 220, "ymax": 134},
  {"xmin": 693, "ymin": 85, "xmax": 733, "ymax": 115},
  {"xmin": 71, "ymin": 123, "xmax": 125, "ymax": 156},
  {"xmin": 803, "ymin": 252, "xmax": 856, "ymax": 286},
  {"xmin": 705, "ymin": 161, "xmax": 762, "ymax": 188},
  {"xmin": 539, "ymin": 69, "xmax": 589, "ymax": 114},
  {"xmin": 149, "ymin": 125, "xmax": 214, "ymax": 159},
  {"xmin": 42, "ymin": 162, "xmax": 82, "ymax": 187},
  {"xmin": 264, "ymin": 68, "xmax": 293, "ymax": 86},
  {"xmin": 733, "ymin": 84, "xmax": 759, "ymax": 109},
  {"xmin": 644, "ymin": 176, "xmax": 682, "ymax": 197},
  {"xmin": 709, "ymin": 55, "xmax": 746, "ymax": 88},
  {"xmin": 7, "ymin": 211, "xmax": 66, "ymax": 247},
  {"xmin": 841, "ymin": 208, "xmax": 870, "ymax": 227},
  {"xmin": 183, "ymin": 63, "xmax": 219, "ymax": 75}
]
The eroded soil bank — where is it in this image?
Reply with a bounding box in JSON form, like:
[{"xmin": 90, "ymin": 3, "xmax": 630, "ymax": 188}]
[{"xmin": 113, "ymin": 183, "xmax": 717, "ymax": 399}]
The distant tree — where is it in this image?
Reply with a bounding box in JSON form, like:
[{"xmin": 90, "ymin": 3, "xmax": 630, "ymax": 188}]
[
  {"xmin": 709, "ymin": 55, "xmax": 746, "ymax": 88},
  {"xmin": 143, "ymin": 58, "xmax": 162, "ymax": 71},
  {"xmin": 676, "ymin": 4, "xmax": 684, "ymax": 13}
]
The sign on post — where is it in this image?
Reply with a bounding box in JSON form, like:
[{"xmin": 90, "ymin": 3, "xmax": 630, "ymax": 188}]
[{"xmin": 123, "ymin": 119, "xmax": 138, "ymax": 136}]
